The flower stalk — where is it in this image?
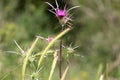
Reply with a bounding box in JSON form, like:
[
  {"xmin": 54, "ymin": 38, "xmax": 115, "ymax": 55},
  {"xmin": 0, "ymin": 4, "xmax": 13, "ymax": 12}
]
[
  {"xmin": 59, "ymin": 26, "xmax": 64, "ymax": 79},
  {"xmin": 59, "ymin": 35, "xmax": 63, "ymax": 79},
  {"xmin": 45, "ymin": 0, "xmax": 79, "ymax": 79}
]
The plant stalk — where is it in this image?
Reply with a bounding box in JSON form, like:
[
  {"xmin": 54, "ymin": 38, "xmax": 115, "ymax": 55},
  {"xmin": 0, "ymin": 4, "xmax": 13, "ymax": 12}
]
[
  {"xmin": 59, "ymin": 27, "xmax": 64, "ymax": 79},
  {"xmin": 59, "ymin": 38, "xmax": 62, "ymax": 79}
]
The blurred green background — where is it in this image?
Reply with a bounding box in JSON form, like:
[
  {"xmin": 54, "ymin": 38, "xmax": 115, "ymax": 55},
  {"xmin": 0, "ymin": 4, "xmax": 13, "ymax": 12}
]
[{"xmin": 0, "ymin": 0, "xmax": 120, "ymax": 80}]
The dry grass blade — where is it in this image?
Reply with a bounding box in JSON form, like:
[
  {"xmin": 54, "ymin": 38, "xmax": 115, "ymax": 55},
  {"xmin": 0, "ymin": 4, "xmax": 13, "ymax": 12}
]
[
  {"xmin": 96, "ymin": 64, "xmax": 103, "ymax": 80},
  {"xmin": 22, "ymin": 37, "xmax": 39, "ymax": 80},
  {"xmin": 99, "ymin": 74, "xmax": 104, "ymax": 80},
  {"xmin": 48, "ymin": 51, "xmax": 58, "ymax": 80},
  {"xmin": 61, "ymin": 65, "xmax": 69, "ymax": 80}
]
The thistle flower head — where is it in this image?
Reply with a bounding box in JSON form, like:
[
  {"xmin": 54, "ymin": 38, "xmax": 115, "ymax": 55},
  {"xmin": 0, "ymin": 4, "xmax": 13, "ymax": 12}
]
[
  {"xmin": 56, "ymin": 9, "xmax": 66, "ymax": 17},
  {"xmin": 45, "ymin": 0, "xmax": 79, "ymax": 26}
]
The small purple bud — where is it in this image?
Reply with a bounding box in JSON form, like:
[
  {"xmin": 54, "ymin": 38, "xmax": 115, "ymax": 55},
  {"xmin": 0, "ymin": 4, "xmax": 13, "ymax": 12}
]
[{"xmin": 46, "ymin": 37, "xmax": 54, "ymax": 43}]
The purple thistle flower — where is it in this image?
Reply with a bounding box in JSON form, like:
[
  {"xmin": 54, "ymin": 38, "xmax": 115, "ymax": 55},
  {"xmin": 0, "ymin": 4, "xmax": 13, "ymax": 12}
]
[
  {"xmin": 45, "ymin": 0, "xmax": 79, "ymax": 26},
  {"xmin": 56, "ymin": 9, "xmax": 66, "ymax": 17}
]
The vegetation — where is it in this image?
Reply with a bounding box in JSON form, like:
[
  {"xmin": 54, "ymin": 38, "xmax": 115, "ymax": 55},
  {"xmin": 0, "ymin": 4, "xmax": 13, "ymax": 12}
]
[{"xmin": 0, "ymin": 0, "xmax": 120, "ymax": 80}]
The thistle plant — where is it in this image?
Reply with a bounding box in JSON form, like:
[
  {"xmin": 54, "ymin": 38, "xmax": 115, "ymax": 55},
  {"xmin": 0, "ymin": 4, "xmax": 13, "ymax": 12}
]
[
  {"xmin": 46, "ymin": 0, "xmax": 79, "ymax": 79},
  {"xmin": 17, "ymin": 0, "xmax": 80, "ymax": 80}
]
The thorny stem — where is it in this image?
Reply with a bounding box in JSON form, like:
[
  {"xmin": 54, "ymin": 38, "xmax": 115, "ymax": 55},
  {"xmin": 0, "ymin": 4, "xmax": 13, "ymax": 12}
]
[
  {"xmin": 59, "ymin": 37, "xmax": 62, "ymax": 79},
  {"xmin": 59, "ymin": 26, "xmax": 64, "ymax": 79}
]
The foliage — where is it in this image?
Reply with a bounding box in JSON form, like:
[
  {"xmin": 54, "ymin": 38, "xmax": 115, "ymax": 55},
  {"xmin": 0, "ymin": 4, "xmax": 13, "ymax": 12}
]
[{"xmin": 0, "ymin": 0, "xmax": 120, "ymax": 80}]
